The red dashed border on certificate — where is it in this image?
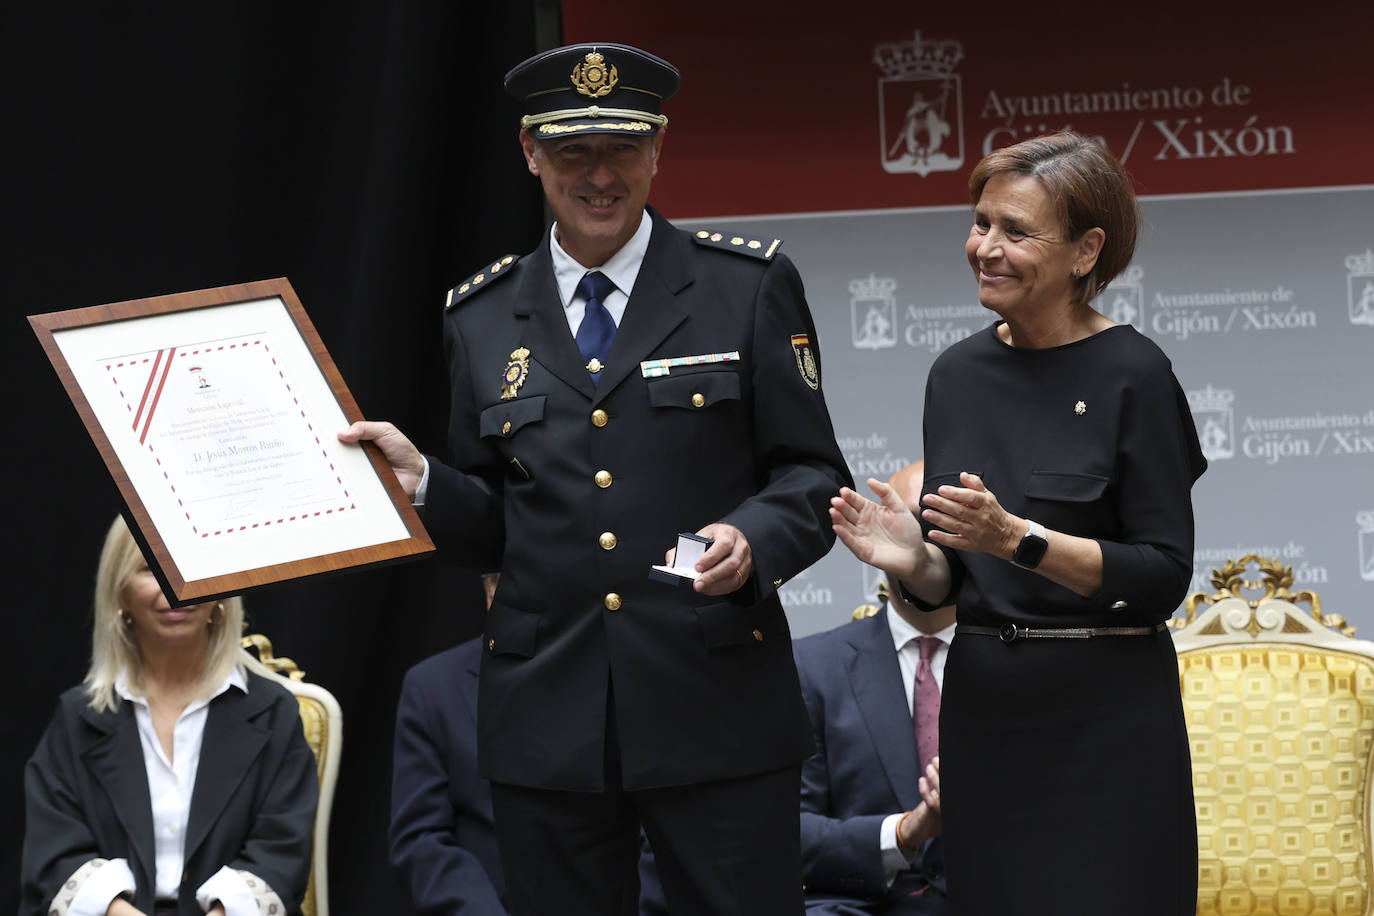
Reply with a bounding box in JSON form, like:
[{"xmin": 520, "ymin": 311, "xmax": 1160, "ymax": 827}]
[{"xmin": 105, "ymin": 337, "xmax": 355, "ymax": 538}]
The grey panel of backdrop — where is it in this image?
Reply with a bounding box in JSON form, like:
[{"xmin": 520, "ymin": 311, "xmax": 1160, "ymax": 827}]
[{"xmin": 686, "ymin": 185, "xmax": 1374, "ymax": 638}]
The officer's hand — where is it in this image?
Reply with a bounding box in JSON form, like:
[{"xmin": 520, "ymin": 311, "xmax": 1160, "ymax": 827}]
[
  {"xmin": 690, "ymin": 522, "xmax": 752, "ymax": 596},
  {"xmin": 337, "ymin": 420, "xmax": 425, "ymax": 500}
]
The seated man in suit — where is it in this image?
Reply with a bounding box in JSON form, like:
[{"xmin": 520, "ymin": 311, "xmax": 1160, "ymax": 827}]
[
  {"xmin": 795, "ymin": 461, "xmax": 953, "ymax": 914},
  {"xmin": 390, "ymin": 573, "xmax": 666, "ymax": 914}
]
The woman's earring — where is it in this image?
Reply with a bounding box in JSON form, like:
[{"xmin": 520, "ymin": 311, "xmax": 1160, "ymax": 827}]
[
  {"xmin": 208, "ymin": 602, "xmax": 225, "ymax": 628},
  {"xmin": 119, "ymin": 609, "xmax": 134, "ymax": 627},
  {"xmin": 1072, "ymin": 267, "xmax": 1081, "ymax": 279}
]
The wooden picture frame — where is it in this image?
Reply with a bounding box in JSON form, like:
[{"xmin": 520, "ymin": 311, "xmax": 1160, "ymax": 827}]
[{"xmin": 30, "ymin": 278, "xmax": 433, "ymax": 605}]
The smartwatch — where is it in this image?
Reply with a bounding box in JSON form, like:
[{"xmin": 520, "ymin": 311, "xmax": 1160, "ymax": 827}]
[{"xmin": 1011, "ymin": 519, "xmax": 1048, "ymax": 570}]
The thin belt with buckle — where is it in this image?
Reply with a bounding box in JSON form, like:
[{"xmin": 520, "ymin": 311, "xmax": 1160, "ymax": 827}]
[{"xmin": 957, "ymin": 621, "xmax": 1167, "ymax": 644}]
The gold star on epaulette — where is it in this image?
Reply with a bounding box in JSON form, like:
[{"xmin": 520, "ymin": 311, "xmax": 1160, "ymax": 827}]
[
  {"xmin": 445, "ymin": 254, "xmax": 521, "ymax": 309},
  {"xmin": 690, "ymin": 229, "xmax": 782, "ymax": 261}
]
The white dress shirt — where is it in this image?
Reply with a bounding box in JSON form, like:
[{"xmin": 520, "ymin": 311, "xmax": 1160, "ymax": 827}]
[
  {"xmin": 549, "ymin": 207, "xmax": 652, "ymax": 333},
  {"xmin": 67, "ymin": 666, "xmax": 262, "ymax": 916},
  {"xmin": 878, "ymin": 609, "xmax": 956, "ymax": 884}
]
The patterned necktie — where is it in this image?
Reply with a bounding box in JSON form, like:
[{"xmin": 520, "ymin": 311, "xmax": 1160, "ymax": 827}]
[
  {"xmin": 574, "ymin": 271, "xmax": 617, "ymax": 384},
  {"xmin": 913, "ymin": 636, "xmax": 941, "ymax": 777}
]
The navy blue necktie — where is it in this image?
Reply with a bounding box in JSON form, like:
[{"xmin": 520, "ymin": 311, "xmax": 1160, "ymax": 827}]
[{"xmin": 574, "ymin": 271, "xmax": 617, "ymax": 384}]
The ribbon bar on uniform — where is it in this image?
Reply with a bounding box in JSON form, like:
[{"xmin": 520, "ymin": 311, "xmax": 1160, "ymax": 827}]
[{"xmin": 640, "ymin": 351, "xmax": 740, "ymax": 378}]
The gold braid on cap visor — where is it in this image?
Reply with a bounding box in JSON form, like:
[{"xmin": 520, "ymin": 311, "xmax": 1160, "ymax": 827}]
[{"xmin": 522, "ymin": 107, "xmax": 669, "ymax": 132}]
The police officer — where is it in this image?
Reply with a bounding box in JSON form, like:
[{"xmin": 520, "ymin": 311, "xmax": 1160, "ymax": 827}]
[{"xmin": 343, "ymin": 41, "xmax": 851, "ymax": 916}]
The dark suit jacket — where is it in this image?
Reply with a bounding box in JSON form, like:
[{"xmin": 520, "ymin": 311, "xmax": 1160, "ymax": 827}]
[
  {"xmin": 425, "ymin": 206, "xmax": 851, "ymax": 792},
  {"xmin": 794, "ymin": 609, "xmax": 948, "ymax": 915},
  {"xmin": 390, "ymin": 638, "xmax": 669, "ymax": 916},
  {"xmin": 390, "ymin": 639, "xmax": 508, "ymax": 914},
  {"xmin": 21, "ymin": 670, "xmax": 318, "ymax": 916}
]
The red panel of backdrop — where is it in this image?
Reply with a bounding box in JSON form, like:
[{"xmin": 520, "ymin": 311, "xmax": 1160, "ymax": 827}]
[{"xmin": 561, "ymin": 1, "xmax": 1372, "ymax": 216}]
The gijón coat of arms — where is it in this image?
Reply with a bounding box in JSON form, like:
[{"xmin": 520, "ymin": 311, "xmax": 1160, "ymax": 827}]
[{"xmin": 874, "ymin": 31, "xmax": 965, "ymax": 177}]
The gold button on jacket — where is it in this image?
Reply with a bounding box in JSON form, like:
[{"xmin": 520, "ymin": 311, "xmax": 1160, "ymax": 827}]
[
  {"xmin": 591, "ymin": 409, "xmax": 608, "ymax": 427},
  {"xmin": 691, "ymin": 392, "xmax": 705, "ymax": 407},
  {"xmin": 594, "ymin": 470, "xmax": 612, "ymax": 488},
  {"xmin": 604, "ymin": 593, "xmax": 622, "ymax": 611},
  {"xmin": 599, "ymin": 532, "xmax": 618, "ymax": 550}
]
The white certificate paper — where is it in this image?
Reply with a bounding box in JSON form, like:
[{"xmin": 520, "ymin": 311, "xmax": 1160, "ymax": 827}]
[
  {"xmin": 110, "ymin": 331, "xmax": 356, "ymax": 537},
  {"xmin": 34, "ymin": 281, "xmax": 430, "ymax": 599}
]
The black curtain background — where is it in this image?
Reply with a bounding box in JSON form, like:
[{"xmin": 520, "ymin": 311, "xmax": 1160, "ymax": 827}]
[{"xmin": 4, "ymin": 3, "xmax": 557, "ymax": 912}]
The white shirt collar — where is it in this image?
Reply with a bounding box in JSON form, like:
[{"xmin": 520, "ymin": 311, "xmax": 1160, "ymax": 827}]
[
  {"xmin": 886, "ymin": 605, "xmax": 956, "ymax": 654},
  {"xmin": 550, "ymin": 208, "xmax": 653, "ymax": 308}
]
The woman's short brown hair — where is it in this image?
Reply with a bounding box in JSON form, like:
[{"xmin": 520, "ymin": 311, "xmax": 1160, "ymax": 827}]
[{"xmin": 968, "ymin": 131, "xmax": 1140, "ymax": 305}]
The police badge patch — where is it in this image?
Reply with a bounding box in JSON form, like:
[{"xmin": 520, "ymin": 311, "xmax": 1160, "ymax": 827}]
[
  {"xmin": 500, "ymin": 348, "xmax": 531, "ymax": 400},
  {"xmin": 790, "ymin": 334, "xmax": 819, "ymax": 390}
]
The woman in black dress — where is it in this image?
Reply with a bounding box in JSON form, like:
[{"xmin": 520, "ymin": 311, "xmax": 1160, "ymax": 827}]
[{"xmin": 830, "ymin": 132, "xmax": 1205, "ymax": 914}]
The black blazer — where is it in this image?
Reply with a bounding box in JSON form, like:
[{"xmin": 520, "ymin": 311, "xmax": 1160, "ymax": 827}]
[
  {"xmin": 21, "ymin": 670, "xmax": 318, "ymax": 916},
  {"xmin": 425, "ymin": 207, "xmax": 852, "ymax": 792},
  {"xmin": 390, "ymin": 639, "xmax": 508, "ymax": 913}
]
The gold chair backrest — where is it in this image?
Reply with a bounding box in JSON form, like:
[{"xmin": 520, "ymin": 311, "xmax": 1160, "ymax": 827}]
[
  {"xmin": 1172, "ymin": 555, "xmax": 1374, "ymax": 915},
  {"xmin": 242, "ymin": 634, "xmax": 342, "ymax": 916}
]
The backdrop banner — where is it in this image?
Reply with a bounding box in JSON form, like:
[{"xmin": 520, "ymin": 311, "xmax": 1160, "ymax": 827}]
[{"xmin": 560, "ymin": 4, "xmax": 1374, "ymax": 637}]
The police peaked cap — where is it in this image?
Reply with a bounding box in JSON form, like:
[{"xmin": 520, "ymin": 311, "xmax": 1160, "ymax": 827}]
[{"xmin": 505, "ymin": 42, "xmax": 680, "ymax": 138}]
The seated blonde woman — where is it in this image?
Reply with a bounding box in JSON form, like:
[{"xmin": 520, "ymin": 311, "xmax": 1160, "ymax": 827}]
[{"xmin": 21, "ymin": 517, "xmax": 318, "ymax": 916}]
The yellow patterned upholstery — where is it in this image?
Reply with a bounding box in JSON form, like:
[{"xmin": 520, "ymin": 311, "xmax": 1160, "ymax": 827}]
[
  {"xmin": 1173, "ymin": 556, "xmax": 1374, "ymax": 915},
  {"xmin": 242, "ymin": 634, "xmax": 343, "ymax": 916}
]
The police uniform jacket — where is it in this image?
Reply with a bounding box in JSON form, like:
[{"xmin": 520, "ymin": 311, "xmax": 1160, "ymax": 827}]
[{"xmin": 424, "ymin": 206, "xmax": 852, "ymax": 792}]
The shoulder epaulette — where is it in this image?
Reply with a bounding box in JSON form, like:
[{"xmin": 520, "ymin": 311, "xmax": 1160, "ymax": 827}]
[
  {"xmin": 445, "ymin": 254, "xmax": 521, "ymax": 309},
  {"xmin": 691, "ymin": 229, "xmax": 782, "ymax": 261}
]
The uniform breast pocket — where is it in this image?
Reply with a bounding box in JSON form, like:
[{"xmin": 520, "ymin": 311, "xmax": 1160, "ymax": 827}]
[
  {"xmin": 645, "ymin": 370, "xmax": 741, "ymax": 411},
  {"xmin": 479, "ymin": 396, "xmax": 547, "ymax": 440}
]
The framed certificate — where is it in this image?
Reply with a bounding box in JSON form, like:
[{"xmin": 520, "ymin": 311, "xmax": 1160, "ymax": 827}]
[{"xmin": 30, "ymin": 278, "xmax": 434, "ymax": 605}]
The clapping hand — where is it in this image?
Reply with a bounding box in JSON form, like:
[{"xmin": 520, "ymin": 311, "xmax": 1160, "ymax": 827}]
[{"xmin": 829, "ymin": 478, "xmax": 926, "ymax": 577}]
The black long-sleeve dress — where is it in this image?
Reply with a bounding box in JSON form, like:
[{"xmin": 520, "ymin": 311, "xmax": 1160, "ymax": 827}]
[{"xmin": 919, "ymin": 323, "xmax": 1206, "ymax": 914}]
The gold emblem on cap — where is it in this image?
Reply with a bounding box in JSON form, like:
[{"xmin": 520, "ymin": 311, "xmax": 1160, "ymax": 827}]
[
  {"xmin": 500, "ymin": 347, "xmax": 531, "ymax": 400},
  {"xmin": 571, "ymin": 51, "xmax": 618, "ymax": 99}
]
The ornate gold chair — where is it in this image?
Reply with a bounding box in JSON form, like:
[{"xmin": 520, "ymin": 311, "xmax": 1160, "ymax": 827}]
[
  {"xmin": 1171, "ymin": 555, "xmax": 1374, "ymax": 915},
  {"xmin": 242, "ymin": 633, "xmax": 343, "ymax": 916}
]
